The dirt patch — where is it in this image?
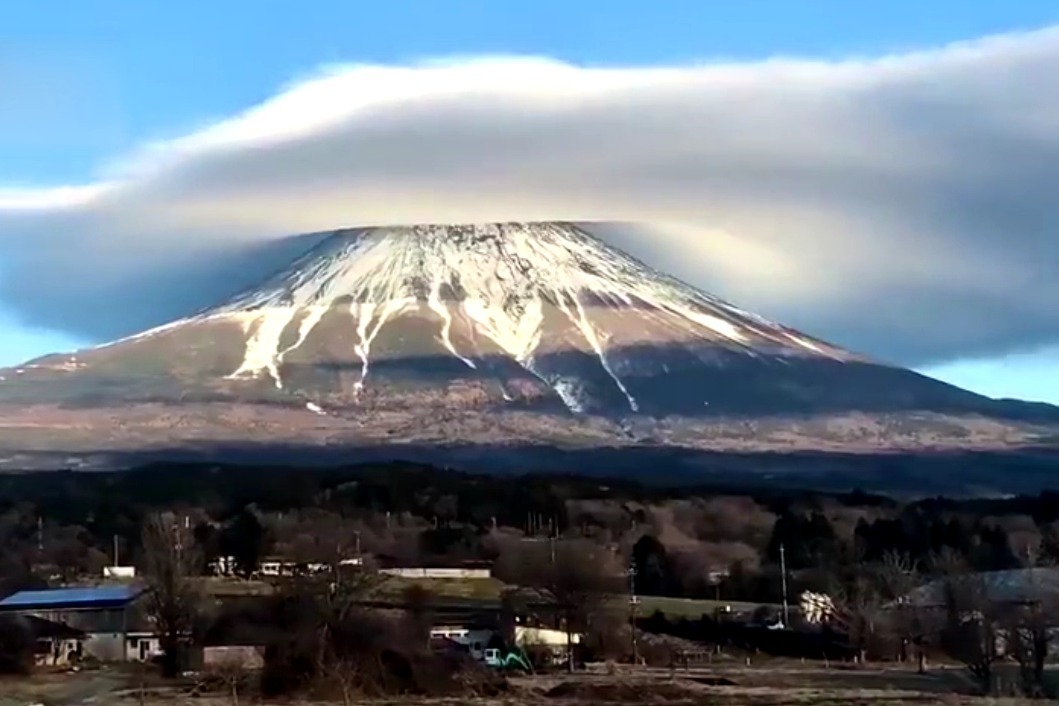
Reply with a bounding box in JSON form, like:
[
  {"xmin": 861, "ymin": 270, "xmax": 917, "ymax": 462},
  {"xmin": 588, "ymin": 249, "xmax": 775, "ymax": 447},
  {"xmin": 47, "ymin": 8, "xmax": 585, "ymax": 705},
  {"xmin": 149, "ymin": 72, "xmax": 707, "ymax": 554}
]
[{"xmin": 544, "ymin": 679, "xmax": 702, "ymax": 702}]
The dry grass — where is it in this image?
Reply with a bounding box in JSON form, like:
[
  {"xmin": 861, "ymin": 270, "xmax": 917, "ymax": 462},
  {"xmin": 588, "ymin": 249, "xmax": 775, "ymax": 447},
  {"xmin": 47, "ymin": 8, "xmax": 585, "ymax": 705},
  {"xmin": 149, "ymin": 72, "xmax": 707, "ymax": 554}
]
[
  {"xmin": 0, "ymin": 668, "xmax": 128, "ymax": 706},
  {"xmin": 197, "ymin": 574, "xmax": 507, "ymax": 602},
  {"xmin": 0, "ymin": 398, "xmax": 1051, "ymax": 458},
  {"xmin": 517, "ymin": 661, "xmax": 1045, "ymax": 705},
  {"xmin": 375, "ymin": 576, "xmax": 509, "ymax": 601},
  {"xmin": 0, "ymin": 659, "xmax": 1047, "ymax": 706}
]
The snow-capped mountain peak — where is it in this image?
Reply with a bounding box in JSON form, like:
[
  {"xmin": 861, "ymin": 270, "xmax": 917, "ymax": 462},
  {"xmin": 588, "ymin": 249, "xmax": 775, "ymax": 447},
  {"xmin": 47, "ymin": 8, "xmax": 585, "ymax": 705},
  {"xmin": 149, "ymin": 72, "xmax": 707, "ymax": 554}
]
[
  {"xmin": 151, "ymin": 222, "xmax": 852, "ymax": 406},
  {"xmin": 6, "ymin": 221, "xmax": 1058, "ymax": 468}
]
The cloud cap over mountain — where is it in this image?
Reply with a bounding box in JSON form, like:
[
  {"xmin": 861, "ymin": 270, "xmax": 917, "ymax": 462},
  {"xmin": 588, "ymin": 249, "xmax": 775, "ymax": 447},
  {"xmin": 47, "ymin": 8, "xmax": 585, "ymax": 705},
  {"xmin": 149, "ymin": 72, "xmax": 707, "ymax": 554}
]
[{"xmin": 2, "ymin": 28, "xmax": 1059, "ymax": 365}]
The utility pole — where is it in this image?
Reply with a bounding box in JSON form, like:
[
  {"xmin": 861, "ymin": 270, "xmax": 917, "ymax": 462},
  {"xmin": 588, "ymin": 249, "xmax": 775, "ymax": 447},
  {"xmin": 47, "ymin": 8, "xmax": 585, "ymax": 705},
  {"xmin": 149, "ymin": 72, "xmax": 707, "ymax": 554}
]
[
  {"xmin": 628, "ymin": 560, "xmax": 639, "ymax": 665},
  {"xmin": 174, "ymin": 520, "xmax": 183, "ymax": 554},
  {"xmin": 333, "ymin": 536, "xmax": 343, "ymax": 590},
  {"xmin": 113, "ymin": 534, "xmax": 120, "ymax": 566},
  {"xmin": 546, "ymin": 532, "xmax": 570, "ymax": 672},
  {"xmin": 779, "ymin": 543, "xmax": 790, "ymax": 628}
]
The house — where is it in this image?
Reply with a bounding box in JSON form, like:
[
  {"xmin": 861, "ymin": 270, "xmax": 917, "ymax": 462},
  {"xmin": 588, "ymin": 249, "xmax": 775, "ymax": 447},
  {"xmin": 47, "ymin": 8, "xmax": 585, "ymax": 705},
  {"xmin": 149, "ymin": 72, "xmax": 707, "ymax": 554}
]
[
  {"xmin": 103, "ymin": 566, "xmax": 137, "ymax": 579},
  {"xmin": 8, "ymin": 614, "xmax": 88, "ymax": 667},
  {"xmin": 208, "ymin": 555, "xmax": 363, "ymax": 578},
  {"xmin": 429, "ymin": 622, "xmax": 581, "ymax": 666},
  {"xmin": 0, "ymin": 585, "xmax": 160, "ymax": 663},
  {"xmin": 514, "ymin": 625, "xmax": 580, "ymax": 649},
  {"xmin": 429, "ymin": 625, "xmax": 498, "ymax": 660}
]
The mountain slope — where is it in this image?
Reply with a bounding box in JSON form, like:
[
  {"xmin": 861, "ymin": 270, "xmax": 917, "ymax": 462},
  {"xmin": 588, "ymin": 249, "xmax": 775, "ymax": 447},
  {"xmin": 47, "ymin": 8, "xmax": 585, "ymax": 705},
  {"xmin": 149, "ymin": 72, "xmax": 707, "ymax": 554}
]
[{"xmin": 0, "ymin": 221, "xmax": 1056, "ymax": 461}]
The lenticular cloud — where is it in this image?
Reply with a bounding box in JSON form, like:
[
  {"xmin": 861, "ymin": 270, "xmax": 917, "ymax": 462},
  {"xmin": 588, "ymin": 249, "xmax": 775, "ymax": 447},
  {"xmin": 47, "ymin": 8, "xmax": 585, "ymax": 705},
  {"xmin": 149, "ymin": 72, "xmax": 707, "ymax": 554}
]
[{"xmin": 2, "ymin": 28, "xmax": 1059, "ymax": 366}]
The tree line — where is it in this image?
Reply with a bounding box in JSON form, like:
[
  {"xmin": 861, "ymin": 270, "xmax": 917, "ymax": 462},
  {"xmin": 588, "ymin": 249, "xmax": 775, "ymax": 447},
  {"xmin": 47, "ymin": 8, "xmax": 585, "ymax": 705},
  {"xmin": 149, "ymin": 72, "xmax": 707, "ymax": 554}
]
[{"xmin": 2, "ymin": 461, "xmax": 1059, "ymax": 601}]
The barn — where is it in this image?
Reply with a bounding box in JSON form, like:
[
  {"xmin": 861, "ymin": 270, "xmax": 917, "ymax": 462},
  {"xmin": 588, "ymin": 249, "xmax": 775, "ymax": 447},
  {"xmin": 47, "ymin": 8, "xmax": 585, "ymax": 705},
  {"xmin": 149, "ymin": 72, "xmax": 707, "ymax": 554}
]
[{"xmin": 0, "ymin": 585, "xmax": 161, "ymax": 663}]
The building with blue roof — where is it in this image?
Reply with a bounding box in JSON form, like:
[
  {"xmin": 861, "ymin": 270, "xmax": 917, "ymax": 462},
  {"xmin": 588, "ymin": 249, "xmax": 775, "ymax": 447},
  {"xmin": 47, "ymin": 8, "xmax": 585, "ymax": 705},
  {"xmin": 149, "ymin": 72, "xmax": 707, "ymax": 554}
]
[
  {"xmin": 0, "ymin": 584, "xmax": 145, "ymax": 611},
  {"xmin": 0, "ymin": 584, "xmax": 159, "ymax": 662}
]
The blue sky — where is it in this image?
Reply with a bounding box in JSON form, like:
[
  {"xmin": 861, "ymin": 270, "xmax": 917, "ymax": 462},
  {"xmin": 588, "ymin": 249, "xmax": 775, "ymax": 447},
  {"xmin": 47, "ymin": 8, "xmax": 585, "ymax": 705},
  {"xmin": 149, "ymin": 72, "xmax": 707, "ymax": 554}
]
[{"xmin": 3, "ymin": 0, "xmax": 1059, "ymax": 401}]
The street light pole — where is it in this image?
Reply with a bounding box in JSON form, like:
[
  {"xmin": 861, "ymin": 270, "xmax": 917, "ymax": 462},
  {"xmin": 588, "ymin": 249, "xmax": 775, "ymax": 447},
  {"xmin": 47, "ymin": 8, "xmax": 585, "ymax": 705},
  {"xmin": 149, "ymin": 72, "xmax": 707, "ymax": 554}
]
[
  {"xmin": 628, "ymin": 561, "xmax": 639, "ymax": 665},
  {"xmin": 779, "ymin": 543, "xmax": 790, "ymax": 627}
]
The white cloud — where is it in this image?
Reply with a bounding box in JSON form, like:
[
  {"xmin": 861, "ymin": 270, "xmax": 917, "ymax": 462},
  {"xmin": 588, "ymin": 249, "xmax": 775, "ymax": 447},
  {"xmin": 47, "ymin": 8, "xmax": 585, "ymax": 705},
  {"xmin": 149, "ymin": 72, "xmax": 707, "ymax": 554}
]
[{"xmin": 2, "ymin": 28, "xmax": 1059, "ymax": 365}]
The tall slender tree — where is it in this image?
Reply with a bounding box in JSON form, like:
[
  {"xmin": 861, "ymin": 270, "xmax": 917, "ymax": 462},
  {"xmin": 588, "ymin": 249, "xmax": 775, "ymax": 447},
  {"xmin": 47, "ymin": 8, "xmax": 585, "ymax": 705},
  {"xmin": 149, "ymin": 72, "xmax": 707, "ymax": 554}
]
[{"xmin": 141, "ymin": 513, "xmax": 202, "ymax": 678}]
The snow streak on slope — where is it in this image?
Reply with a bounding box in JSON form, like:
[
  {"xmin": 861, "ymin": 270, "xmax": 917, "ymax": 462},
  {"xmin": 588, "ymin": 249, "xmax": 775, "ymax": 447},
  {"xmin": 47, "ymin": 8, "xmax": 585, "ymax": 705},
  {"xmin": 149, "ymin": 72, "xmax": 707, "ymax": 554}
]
[
  {"xmin": 350, "ymin": 298, "xmax": 417, "ymax": 394},
  {"xmin": 114, "ymin": 222, "xmax": 858, "ymax": 410},
  {"xmin": 428, "ymin": 278, "xmax": 476, "ymax": 370},
  {"xmin": 228, "ymin": 309, "xmax": 297, "ymax": 387}
]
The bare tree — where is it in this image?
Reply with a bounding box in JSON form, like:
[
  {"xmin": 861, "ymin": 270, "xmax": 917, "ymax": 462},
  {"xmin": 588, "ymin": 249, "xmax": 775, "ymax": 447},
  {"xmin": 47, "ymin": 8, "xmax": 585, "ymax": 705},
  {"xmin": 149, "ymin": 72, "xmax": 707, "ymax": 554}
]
[
  {"xmin": 495, "ymin": 538, "xmax": 619, "ymax": 670},
  {"xmin": 402, "ymin": 583, "xmax": 435, "ymax": 649},
  {"xmin": 42, "ymin": 525, "xmax": 108, "ymax": 583},
  {"xmin": 318, "ymin": 653, "xmax": 362, "ymax": 706},
  {"xmin": 877, "ymin": 551, "xmax": 920, "ymax": 600},
  {"xmin": 876, "ymin": 551, "xmax": 929, "ymax": 671},
  {"xmin": 831, "ymin": 572, "xmax": 883, "ymax": 664},
  {"xmin": 929, "ymin": 546, "xmax": 969, "ymax": 578},
  {"xmin": 938, "ymin": 573, "xmax": 1001, "ymax": 695},
  {"xmin": 545, "ymin": 540, "xmax": 623, "ymax": 671},
  {"xmin": 201, "ymin": 654, "xmax": 249, "ymax": 706},
  {"xmin": 1002, "ymin": 603, "xmax": 1051, "ymax": 697},
  {"xmin": 814, "ymin": 552, "xmax": 928, "ymax": 668},
  {"xmin": 141, "ymin": 512, "xmax": 202, "ymax": 678},
  {"xmin": 258, "ymin": 565, "xmax": 385, "ymax": 699},
  {"xmin": 998, "ymin": 566, "xmax": 1057, "ymax": 697}
]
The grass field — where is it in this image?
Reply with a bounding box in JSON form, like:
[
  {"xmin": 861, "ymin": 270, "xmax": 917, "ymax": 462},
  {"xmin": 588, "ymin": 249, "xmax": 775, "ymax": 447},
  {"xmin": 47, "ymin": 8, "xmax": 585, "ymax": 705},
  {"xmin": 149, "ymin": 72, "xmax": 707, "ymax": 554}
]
[
  {"xmin": 376, "ymin": 577, "xmax": 783, "ymax": 617},
  {"xmin": 636, "ymin": 594, "xmax": 781, "ymax": 619},
  {"xmin": 375, "ymin": 579, "xmax": 781, "ymax": 615}
]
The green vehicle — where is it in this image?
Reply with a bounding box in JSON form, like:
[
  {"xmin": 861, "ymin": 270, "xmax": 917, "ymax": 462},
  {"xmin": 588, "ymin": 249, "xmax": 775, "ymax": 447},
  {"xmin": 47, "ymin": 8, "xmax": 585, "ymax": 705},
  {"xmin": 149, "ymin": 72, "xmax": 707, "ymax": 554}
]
[{"xmin": 482, "ymin": 646, "xmax": 533, "ymax": 673}]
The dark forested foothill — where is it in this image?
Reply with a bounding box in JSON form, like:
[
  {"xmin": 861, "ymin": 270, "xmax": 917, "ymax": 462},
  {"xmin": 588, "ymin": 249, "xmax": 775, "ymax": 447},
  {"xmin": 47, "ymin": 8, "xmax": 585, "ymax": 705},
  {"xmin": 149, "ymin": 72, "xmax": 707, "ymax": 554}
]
[
  {"xmin": 0, "ymin": 461, "xmax": 1056, "ymax": 605},
  {"xmin": 3, "ymin": 461, "xmax": 1059, "ymax": 699}
]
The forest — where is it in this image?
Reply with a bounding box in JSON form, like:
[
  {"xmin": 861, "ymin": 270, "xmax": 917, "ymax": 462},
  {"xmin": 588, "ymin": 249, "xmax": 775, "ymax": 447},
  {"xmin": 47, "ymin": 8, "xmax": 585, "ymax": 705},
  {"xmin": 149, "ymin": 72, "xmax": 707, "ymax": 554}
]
[{"xmin": 2, "ymin": 460, "xmax": 1058, "ymax": 603}]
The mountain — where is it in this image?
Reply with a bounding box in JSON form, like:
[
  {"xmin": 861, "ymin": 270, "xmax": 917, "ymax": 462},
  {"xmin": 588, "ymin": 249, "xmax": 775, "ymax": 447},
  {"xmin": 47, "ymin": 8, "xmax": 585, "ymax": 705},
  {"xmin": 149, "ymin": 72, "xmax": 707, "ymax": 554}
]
[{"xmin": 0, "ymin": 221, "xmax": 1056, "ymax": 470}]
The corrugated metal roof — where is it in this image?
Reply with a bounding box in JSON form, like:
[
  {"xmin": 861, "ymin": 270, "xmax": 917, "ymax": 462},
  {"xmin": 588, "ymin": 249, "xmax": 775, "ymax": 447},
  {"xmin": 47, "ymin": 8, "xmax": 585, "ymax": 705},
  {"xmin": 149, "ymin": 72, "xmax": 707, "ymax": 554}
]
[{"xmin": 0, "ymin": 584, "xmax": 146, "ymax": 610}]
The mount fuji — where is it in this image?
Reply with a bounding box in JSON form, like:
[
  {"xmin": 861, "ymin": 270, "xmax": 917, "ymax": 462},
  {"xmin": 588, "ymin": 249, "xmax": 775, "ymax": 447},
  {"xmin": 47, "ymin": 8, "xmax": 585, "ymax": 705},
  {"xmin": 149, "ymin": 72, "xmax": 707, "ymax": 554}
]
[{"xmin": 1, "ymin": 222, "xmax": 1056, "ymax": 472}]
